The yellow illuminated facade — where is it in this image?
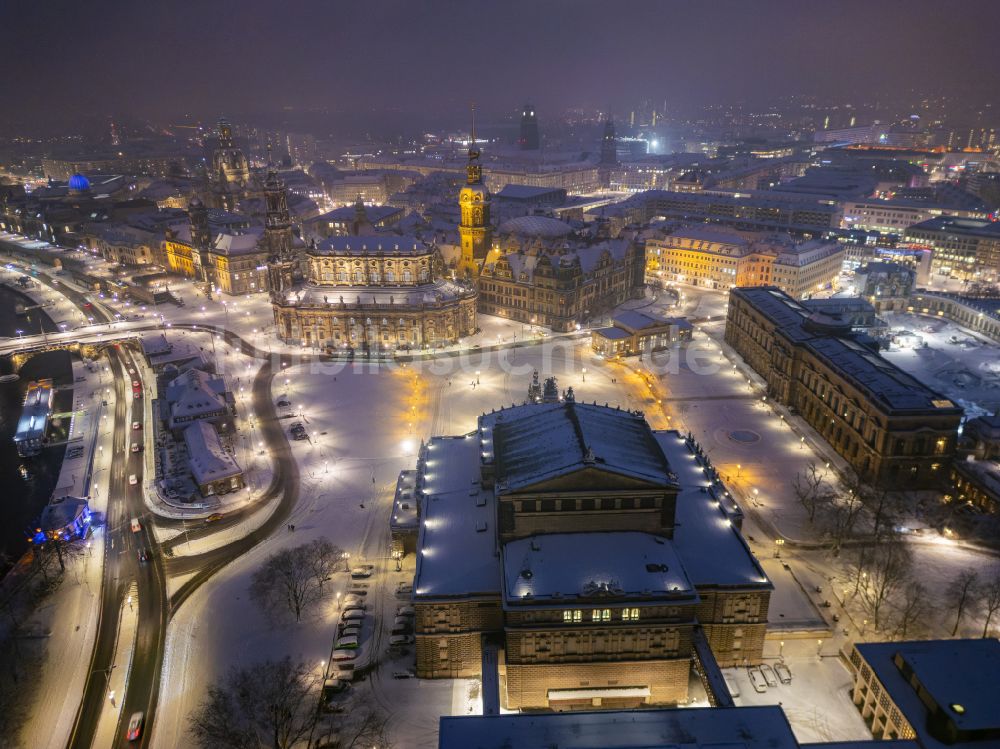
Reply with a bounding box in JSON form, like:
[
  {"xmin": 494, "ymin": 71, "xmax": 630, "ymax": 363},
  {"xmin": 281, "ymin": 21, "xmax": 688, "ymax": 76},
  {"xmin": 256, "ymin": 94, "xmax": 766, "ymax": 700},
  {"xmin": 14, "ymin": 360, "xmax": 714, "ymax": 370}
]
[{"xmin": 646, "ymin": 229, "xmax": 844, "ymax": 299}]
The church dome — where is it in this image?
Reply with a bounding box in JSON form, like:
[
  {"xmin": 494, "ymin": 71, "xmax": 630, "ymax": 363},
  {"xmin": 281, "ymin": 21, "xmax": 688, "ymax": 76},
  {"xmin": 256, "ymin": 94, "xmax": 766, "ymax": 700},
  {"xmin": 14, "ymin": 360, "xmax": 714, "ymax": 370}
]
[
  {"xmin": 497, "ymin": 215, "xmax": 574, "ymax": 238},
  {"xmin": 68, "ymin": 173, "xmax": 90, "ymax": 192}
]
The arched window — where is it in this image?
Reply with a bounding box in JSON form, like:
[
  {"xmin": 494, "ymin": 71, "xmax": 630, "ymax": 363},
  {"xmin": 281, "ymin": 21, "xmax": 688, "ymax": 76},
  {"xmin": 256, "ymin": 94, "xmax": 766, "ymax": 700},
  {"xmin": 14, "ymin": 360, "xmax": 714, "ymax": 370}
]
[
  {"xmin": 337, "ymin": 272, "xmax": 346, "ymax": 282},
  {"xmin": 403, "ymin": 270, "xmax": 412, "ymax": 283},
  {"xmin": 353, "ymin": 270, "xmax": 364, "ymax": 283},
  {"xmin": 370, "ymin": 271, "xmax": 380, "ymax": 283},
  {"xmin": 385, "ymin": 270, "xmax": 395, "ymax": 283}
]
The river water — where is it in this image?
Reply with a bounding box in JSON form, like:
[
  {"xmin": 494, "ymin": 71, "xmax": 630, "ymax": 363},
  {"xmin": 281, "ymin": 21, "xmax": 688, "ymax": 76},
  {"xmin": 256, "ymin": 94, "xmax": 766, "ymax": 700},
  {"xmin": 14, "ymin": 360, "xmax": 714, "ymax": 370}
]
[{"xmin": 0, "ymin": 284, "xmax": 72, "ymax": 576}]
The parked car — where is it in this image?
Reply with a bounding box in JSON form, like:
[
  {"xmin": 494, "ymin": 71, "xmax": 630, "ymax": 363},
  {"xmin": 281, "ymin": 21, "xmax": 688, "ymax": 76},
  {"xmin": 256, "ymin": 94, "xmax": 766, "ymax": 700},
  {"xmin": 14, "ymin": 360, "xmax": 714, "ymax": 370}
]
[
  {"xmin": 389, "ymin": 634, "xmax": 414, "ymax": 647},
  {"xmin": 323, "ymin": 677, "xmax": 348, "ymax": 697},
  {"xmin": 335, "ymin": 635, "xmax": 359, "ymax": 650},
  {"xmin": 723, "ymin": 674, "xmax": 741, "ymax": 699},
  {"xmin": 395, "ymin": 583, "xmax": 413, "ymax": 597},
  {"xmin": 759, "ymin": 663, "xmax": 778, "ymax": 688},
  {"xmin": 350, "ymin": 565, "xmax": 374, "ymax": 579},
  {"xmin": 775, "ymin": 662, "xmax": 792, "ymax": 684},
  {"xmin": 396, "ymin": 605, "xmax": 415, "ymax": 617},
  {"xmin": 338, "ymin": 624, "xmax": 361, "ymax": 639},
  {"xmin": 126, "ymin": 712, "xmax": 144, "ymax": 741},
  {"xmin": 342, "ymin": 595, "xmax": 366, "ymax": 609},
  {"xmin": 330, "ymin": 649, "xmax": 357, "ymax": 662},
  {"xmin": 341, "ymin": 608, "xmax": 365, "ymax": 621},
  {"xmin": 748, "ymin": 667, "xmax": 768, "ymax": 693}
]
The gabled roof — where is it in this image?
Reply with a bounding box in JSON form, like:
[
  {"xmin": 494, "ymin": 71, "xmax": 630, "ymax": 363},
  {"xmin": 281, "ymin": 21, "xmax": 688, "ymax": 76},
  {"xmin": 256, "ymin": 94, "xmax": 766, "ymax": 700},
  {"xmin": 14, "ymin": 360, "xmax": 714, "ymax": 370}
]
[
  {"xmin": 184, "ymin": 421, "xmax": 241, "ymax": 484},
  {"xmin": 491, "ymin": 402, "xmax": 676, "ymax": 492}
]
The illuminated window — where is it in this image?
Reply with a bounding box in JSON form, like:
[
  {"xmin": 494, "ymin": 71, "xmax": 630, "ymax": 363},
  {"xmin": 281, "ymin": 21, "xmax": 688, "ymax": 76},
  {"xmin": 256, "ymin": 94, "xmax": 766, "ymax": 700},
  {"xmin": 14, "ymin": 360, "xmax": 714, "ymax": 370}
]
[
  {"xmin": 592, "ymin": 608, "xmax": 611, "ymax": 622},
  {"xmin": 622, "ymin": 608, "xmax": 640, "ymax": 621},
  {"xmin": 563, "ymin": 609, "xmax": 582, "ymax": 623}
]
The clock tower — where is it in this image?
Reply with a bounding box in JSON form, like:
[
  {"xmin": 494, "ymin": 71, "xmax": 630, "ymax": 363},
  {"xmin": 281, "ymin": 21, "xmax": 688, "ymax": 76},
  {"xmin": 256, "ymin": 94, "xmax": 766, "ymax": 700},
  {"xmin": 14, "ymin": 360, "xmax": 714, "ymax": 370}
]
[{"xmin": 458, "ymin": 106, "xmax": 493, "ymax": 279}]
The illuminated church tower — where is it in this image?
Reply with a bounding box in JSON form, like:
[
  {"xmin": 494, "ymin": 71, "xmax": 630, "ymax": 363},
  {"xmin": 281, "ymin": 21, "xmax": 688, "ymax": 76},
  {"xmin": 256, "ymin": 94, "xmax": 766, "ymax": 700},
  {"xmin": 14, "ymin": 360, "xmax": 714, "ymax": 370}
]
[{"xmin": 458, "ymin": 106, "xmax": 493, "ymax": 279}]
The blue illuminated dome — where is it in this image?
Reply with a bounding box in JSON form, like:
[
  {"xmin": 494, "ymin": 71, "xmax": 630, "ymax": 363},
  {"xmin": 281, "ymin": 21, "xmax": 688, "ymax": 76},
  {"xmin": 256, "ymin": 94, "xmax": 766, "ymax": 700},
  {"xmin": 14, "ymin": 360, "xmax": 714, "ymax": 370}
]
[{"xmin": 68, "ymin": 173, "xmax": 90, "ymax": 192}]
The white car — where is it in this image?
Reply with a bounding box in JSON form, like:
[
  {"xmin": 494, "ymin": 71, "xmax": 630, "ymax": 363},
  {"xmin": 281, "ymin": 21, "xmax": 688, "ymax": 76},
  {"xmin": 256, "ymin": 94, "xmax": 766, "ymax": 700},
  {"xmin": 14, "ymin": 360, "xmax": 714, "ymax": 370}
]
[
  {"xmin": 128, "ymin": 474, "xmax": 138, "ymax": 486},
  {"xmin": 350, "ymin": 565, "xmax": 374, "ymax": 579},
  {"xmin": 335, "ymin": 635, "xmax": 359, "ymax": 649},
  {"xmin": 342, "ymin": 594, "xmax": 365, "ymax": 609},
  {"xmin": 341, "ymin": 608, "xmax": 365, "ymax": 621},
  {"xmin": 330, "ymin": 649, "xmax": 357, "ymax": 662},
  {"xmin": 389, "ymin": 634, "xmax": 414, "ymax": 647},
  {"xmin": 396, "ymin": 605, "xmax": 415, "ymax": 617}
]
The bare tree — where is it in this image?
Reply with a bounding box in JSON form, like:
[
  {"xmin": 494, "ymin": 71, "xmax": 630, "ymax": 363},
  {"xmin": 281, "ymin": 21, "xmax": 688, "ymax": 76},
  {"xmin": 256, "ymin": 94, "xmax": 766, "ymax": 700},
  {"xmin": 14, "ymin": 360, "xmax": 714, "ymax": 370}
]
[
  {"xmin": 304, "ymin": 538, "xmax": 344, "ymax": 590},
  {"xmin": 823, "ymin": 489, "xmax": 865, "ymax": 555},
  {"xmin": 861, "ymin": 484, "xmax": 902, "ymax": 543},
  {"xmin": 188, "ymin": 657, "xmax": 319, "ymax": 749},
  {"xmin": 340, "ymin": 705, "xmax": 393, "ymax": 749},
  {"xmin": 948, "ymin": 570, "xmax": 980, "ymax": 637},
  {"xmin": 793, "ymin": 462, "xmax": 830, "ymax": 523},
  {"xmin": 250, "ymin": 539, "xmax": 343, "ymax": 623},
  {"xmin": 890, "ymin": 581, "xmax": 928, "ymax": 640},
  {"xmin": 981, "ymin": 567, "xmax": 1000, "ymax": 638},
  {"xmin": 859, "ymin": 541, "xmax": 912, "ymax": 632}
]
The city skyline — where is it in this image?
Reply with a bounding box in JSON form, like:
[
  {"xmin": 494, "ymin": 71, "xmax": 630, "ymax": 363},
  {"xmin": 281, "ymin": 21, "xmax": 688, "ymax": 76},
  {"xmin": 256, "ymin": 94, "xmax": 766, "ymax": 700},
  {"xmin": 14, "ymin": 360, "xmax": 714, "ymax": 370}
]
[{"xmin": 2, "ymin": 0, "xmax": 1000, "ymax": 131}]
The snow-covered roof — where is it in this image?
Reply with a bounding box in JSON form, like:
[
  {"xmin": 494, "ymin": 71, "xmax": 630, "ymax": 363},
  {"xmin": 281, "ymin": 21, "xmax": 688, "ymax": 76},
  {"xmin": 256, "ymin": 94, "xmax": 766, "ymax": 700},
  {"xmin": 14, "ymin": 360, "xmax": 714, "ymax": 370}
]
[
  {"xmin": 731, "ymin": 287, "xmax": 963, "ymax": 414},
  {"xmin": 855, "ymin": 639, "xmax": 1000, "ymax": 749},
  {"xmin": 183, "ymin": 421, "xmax": 241, "ymax": 485},
  {"xmin": 502, "ymin": 532, "xmax": 695, "ymax": 607},
  {"xmin": 39, "ymin": 496, "xmax": 89, "ymax": 533},
  {"xmin": 438, "ymin": 706, "xmax": 803, "ymax": 749},
  {"xmin": 413, "ymin": 435, "xmax": 499, "ymax": 599},
  {"xmin": 612, "ymin": 310, "xmax": 673, "ymax": 332},
  {"xmin": 655, "ymin": 431, "xmax": 771, "ymax": 588},
  {"xmin": 391, "ymin": 470, "xmax": 419, "ymax": 532},
  {"xmin": 284, "ymin": 280, "xmax": 474, "ymax": 308},
  {"xmin": 593, "ymin": 326, "xmax": 631, "ymax": 340},
  {"xmin": 487, "ymin": 401, "xmax": 676, "ymax": 492},
  {"xmin": 314, "ymin": 235, "xmax": 428, "ymax": 255},
  {"xmin": 212, "ymin": 226, "xmax": 264, "ymax": 256},
  {"xmin": 497, "ymin": 215, "xmax": 574, "ymax": 238},
  {"xmin": 166, "ymin": 369, "xmax": 228, "ymax": 424}
]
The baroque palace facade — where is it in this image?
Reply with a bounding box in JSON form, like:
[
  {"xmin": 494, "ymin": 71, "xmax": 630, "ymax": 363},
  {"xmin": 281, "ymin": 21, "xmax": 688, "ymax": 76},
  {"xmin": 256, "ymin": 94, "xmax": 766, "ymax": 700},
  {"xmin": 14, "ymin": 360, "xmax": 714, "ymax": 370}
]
[
  {"xmin": 269, "ymin": 234, "xmax": 477, "ymax": 350},
  {"xmin": 404, "ymin": 381, "xmax": 771, "ymax": 711}
]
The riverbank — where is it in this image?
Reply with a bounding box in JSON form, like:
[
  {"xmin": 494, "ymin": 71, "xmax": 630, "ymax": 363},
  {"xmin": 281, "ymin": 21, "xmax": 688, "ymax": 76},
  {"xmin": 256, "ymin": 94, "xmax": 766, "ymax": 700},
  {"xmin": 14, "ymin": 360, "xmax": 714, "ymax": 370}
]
[{"xmin": 0, "ymin": 284, "xmax": 73, "ymax": 576}]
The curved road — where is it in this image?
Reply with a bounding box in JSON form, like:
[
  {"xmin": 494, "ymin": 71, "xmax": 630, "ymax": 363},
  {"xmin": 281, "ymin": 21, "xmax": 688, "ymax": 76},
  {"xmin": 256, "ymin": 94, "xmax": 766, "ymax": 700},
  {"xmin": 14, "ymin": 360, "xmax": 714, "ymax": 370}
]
[{"xmin": 6, "ymin": 264, "xmax": 302, "ymax": 749}]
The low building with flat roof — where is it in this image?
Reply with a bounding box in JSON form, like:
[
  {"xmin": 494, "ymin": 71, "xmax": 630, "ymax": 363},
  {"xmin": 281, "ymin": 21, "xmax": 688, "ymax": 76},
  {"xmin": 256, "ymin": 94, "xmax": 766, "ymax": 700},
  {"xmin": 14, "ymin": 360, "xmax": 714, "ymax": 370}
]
[
  {"xmin": 14, "ymin": 378, "xmax": 53, "ymax": 458},
  {"xmin": 847, "ymin": 639, "xmax": 1000, "ymax": 748},
  {"xmin": 592, "ymin": 310, "xmax": 692, "ymax": 357},
  {"xmin": 32, "ymin": 496, "xmax": 92, "ymax": 543},
  {"xmin": 439, "ymin": 705, "xmax": 901, "ymax": 749}
]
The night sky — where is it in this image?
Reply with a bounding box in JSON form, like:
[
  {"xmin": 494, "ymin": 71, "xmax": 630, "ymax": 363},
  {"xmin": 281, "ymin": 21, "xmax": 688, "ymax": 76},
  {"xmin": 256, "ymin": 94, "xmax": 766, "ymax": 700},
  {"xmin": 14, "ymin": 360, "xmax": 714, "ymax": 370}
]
[{"xmin": 3, "ymin": 0, "xmax": 1000, "ymax": 128}]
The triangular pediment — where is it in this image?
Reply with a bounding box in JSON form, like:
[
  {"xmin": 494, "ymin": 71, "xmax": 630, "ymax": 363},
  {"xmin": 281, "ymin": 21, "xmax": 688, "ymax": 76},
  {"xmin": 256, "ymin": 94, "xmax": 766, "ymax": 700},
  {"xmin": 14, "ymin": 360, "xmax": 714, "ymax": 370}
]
[{"xmin": 501, "ymin": 464, "xmax": 673, "ymax": 495}]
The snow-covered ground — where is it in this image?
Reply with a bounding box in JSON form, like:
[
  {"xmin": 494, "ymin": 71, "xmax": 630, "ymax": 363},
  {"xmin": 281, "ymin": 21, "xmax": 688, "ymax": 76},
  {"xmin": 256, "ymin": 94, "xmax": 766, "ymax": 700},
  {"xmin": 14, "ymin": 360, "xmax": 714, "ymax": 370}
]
[
  {"xmin": 152, "ymin": 333, "xmax": 864, "ymax": 748},
  {"xmin": 881, "ymin": 311, "xmax": 1000, "ymax": 417}
]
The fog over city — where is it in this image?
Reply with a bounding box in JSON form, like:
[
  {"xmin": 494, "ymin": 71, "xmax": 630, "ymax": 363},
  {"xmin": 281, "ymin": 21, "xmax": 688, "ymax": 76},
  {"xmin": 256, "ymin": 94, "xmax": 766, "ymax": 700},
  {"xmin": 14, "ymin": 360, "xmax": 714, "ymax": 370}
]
[{"xmin": 1, "ymin": 3, "xmax": 1000, "ymax": 749}]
